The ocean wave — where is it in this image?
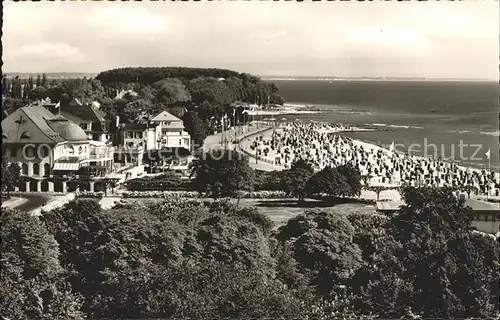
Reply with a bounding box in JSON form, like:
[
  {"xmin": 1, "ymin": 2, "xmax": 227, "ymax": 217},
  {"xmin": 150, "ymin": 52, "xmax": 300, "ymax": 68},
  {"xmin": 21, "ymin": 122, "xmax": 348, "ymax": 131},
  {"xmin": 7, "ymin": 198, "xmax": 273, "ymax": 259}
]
[
  {"xmin": 283, "ymin": 103, "xmax": 311, "ymax": 109},
  {"xmin": 446, "ymin": 129, "xmax": 474, "ymax": 134},
  {"xmin": 479, "ymin": 131, "xmax": 500, "ymax": 137},
  {"xmin": 371, "ymin": 123, "xmax": 387, "ymax": 127}
]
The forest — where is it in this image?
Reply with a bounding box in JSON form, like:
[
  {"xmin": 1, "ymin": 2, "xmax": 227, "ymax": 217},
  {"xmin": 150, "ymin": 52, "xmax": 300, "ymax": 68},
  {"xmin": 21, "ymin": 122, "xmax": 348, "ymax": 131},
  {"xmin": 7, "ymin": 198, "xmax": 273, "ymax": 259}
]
[
  {"xmin": 1, "ymin": 186, "xmax": 499, "ymax": 320},
  {"xmin": 2, "ymin": 68, "xmax": 285, "ymax": 144}
]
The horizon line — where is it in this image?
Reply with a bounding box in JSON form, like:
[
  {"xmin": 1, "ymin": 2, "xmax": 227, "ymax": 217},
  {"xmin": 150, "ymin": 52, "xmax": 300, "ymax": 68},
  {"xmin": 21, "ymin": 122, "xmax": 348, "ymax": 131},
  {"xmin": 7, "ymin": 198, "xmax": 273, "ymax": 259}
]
[{"xmin": 2, "ymin": 71, "xmax": 497, "ymax": 82}]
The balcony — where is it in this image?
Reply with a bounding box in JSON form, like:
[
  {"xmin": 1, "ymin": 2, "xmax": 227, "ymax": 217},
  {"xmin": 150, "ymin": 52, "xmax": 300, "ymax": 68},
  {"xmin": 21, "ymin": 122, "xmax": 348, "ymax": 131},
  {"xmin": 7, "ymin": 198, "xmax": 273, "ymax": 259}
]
[{"xmin": 88, "ymin": 150, "xmax": 114, "ymax": 159}]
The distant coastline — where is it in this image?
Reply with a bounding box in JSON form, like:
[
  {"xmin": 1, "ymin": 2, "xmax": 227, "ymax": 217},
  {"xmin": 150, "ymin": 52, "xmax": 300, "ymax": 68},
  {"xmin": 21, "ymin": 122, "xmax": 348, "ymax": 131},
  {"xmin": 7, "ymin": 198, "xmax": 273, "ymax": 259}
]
[
  {"xmin": 261, "ymin": 76, "xmax": 496, "ymax": 82},
  {"xmin": 3, "ymin": 72, "xmax": 495, "ymax": 82}
]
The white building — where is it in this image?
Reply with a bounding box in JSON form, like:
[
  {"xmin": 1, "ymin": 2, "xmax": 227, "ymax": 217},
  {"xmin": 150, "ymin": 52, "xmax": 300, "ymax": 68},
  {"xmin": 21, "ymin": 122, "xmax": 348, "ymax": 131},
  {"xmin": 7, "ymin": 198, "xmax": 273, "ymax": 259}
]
[
  {"xmin": 2, "ymin": 105, "xmax": 115, "ymax": 193},
  {"xmin": 150, "ymin": 111, "xmax": 191, "ymax": 150}
]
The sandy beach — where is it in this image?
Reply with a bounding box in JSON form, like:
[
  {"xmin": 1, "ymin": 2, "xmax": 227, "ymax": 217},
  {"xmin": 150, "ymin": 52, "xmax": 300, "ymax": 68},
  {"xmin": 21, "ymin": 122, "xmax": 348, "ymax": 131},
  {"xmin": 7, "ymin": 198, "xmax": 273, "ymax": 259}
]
[{"xmin": 238, "ymin": 121, "xmax": 499, "ymax": 202}]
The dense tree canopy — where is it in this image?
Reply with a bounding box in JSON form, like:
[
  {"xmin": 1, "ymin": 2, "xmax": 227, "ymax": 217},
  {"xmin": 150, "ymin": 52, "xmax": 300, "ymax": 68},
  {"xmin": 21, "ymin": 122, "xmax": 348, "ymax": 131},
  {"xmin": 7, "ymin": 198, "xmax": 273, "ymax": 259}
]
[
  {"xmin": 0, "ymin": 209, "xmax": 83, "ymax": 320},
  {"xmin": 306, "ymin": 165, "xmax": 360, "ymax": 199},
  {"xmin": 192, "ymin": 149, "xmax": 255, "ymax": 199},
  {"xmin": 182, "ymin": 110, "xmax": 208, "ymax": 147},
  {"xmin": 280, "ymin": 159, "xmax": 315, "ymax": 201},
  {"xmin": 1, "ymin": 155, "xmax": 21, "ymax": 196},
  {"xmin": 2, "ymin": 186, "xmax": 499, "ymax": 319},
  {"xmin": 355, "ymin": 187, "xmax": 500, "ymax": 319}
]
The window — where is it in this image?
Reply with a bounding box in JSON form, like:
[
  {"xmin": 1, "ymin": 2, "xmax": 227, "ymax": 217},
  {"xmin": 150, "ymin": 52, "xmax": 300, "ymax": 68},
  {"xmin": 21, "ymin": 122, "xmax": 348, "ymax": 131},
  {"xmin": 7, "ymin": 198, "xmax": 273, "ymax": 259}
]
[
  {"xmin": 135, "ymin": 132, "xmax": 142, "ymax": 139},
  {"xmin": 179, "ymin": 139, "xmax": 182, "ymax": 145},
  {"xmin": 22, "ymin": 163, "xmax": 28, "ymax": 175},
  {"xmin": 33, "ymin": 163, "xmax": 40, "ymax": 176},
  {"xmin": 10, "ymin": 147, "xmax": 17, "ymax": 157},
  {"xmin": 126, "ymin": 132, "xmax": 134, "ymax": 139},
  {"xmin": 44, "ymin": 163, "xmax": 51, "ymax": 177},
  {"xmin": 484, "ymin": 215, "xmax": 489, "ymax": 222}
]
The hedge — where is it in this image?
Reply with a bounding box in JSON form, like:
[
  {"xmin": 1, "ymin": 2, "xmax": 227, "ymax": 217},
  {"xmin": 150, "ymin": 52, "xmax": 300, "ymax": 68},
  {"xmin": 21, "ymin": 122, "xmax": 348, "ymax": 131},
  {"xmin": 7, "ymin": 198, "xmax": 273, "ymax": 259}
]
[{"xmin": 122, "ymin": 190, "xmax": 289, "ymax": 199}]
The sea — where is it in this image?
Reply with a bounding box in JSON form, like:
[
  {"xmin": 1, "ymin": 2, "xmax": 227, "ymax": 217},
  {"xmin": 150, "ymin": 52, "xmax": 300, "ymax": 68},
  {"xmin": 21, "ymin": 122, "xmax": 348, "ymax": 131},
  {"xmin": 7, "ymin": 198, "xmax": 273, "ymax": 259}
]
[{"xmin": 272, "ymin": 80, "xmax": 500, "ymax": 172}]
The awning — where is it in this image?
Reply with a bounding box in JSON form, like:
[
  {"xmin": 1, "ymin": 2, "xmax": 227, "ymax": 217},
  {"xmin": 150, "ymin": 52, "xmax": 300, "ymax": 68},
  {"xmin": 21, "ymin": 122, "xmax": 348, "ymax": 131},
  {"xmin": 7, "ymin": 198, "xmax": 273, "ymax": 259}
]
[{"xmin": 53, "ymin": 162, "xmax": 80, "ymax": 171}]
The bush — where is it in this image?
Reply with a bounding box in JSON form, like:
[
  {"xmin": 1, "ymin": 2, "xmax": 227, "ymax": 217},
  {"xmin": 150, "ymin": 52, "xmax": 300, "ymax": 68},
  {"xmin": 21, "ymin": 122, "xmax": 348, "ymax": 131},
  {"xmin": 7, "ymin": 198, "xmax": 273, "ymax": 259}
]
[
  {"xmin": 75, "ymin": 191, "xmax": 104, "ymax": 199},
  {"xmin": 125, "ymin": 172, "xmax": 189, "ymax": 191},
  {"xmin": 122, "ymin": 190, "xmax": 288, "ymax": 199}
]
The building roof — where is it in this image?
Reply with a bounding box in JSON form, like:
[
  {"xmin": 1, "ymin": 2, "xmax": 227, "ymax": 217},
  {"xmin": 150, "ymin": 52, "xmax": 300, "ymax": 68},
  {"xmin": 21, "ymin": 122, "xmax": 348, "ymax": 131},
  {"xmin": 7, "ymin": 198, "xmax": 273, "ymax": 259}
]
[
  {"xmin": 2, "ymin": 106, "xmax": 66, "ymax": 144},
  {"xmin": 60, "ymin": 111, "xmax": 88, "ymax": 123},
  {"xmin": 67, "ymin": 98, "xmax": 107, "ymax": 124},
  {"xmin": 464, "ymin": 199, "xmax": 500, "ymax": 211},
  {"xmin": 46, "ymin": 116, "xmax": 89, "ymax": 142},
  {"xmin": 151, "ymin": 111, "xmax": 181, "ymax": 122},
  {"xmin": 1, "ymin": 106, "xmax": 91, "ymax": 144}
]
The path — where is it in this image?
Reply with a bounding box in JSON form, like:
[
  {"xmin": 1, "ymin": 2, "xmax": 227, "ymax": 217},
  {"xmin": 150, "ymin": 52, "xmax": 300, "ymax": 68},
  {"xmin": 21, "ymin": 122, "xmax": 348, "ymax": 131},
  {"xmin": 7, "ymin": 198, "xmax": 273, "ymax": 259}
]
[{"xmin": 7, "ymin": 193, "xmax": 56, "ymax": 212}]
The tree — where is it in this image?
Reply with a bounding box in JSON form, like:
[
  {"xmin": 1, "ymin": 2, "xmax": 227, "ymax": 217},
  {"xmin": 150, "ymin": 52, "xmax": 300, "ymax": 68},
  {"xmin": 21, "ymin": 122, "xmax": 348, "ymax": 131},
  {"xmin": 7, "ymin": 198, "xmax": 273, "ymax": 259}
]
[
  {"xmin": 41, "ymin": 73, "xmax": 48, "ymax": 88},
  {"xmin": 182, "ymin": 110, "xmax": 207, "ymax": 148},
  {"xmin": 36, "ymin": 74, "xmax": 42, "ymax": 87},
  {"xmin": 365, "ymin": 185, "xmax": 393, "ymax": 201},
  {"xmin": 358, "ymin": 187, "xmax": 500, "ymax": 319},
  {"xmin": 100, "ymin": 177, "xmax": 120, "ymax": 196},
  {"xmin": 28, "ymin": 75, "xmax": 34, "ymax": 89},
  {"xmin": 280, "ymin": 159, "xmax": 314, "ymax": 202},
  {"xmin": 336, "ymin": 164, "xmax": 362, "ymax": 197},
  {"xmin": 461, "ymin": 184, "xmax": 478, "ymax": 199},
  {"xmin": 0, "ymin": 209, "xmax": 84, "ymax": 319},
  {"xmin": 2, "ymin": 76, "xmax": 9, "ymax": 96},
  {"xmin": 305, "ymin": 166, "xmax": 352, "ymax": 200},
  {"xmin": 192, "ymin": 149, "xmax": 254, "ymax": 201},
  {"xmin": 30, "ymin": 86, "xmax": 49, "ymax": 101},
  {"xmin": 152, "ymin": 78, "xmax": 191, "ymax": 105},
  {"xmin": 1, "ymin": 156, "xmax": 21, "ymax": 196},
  {"xmin": 275, "ymin": 209, "xmax": 364, "ymax": 297}
]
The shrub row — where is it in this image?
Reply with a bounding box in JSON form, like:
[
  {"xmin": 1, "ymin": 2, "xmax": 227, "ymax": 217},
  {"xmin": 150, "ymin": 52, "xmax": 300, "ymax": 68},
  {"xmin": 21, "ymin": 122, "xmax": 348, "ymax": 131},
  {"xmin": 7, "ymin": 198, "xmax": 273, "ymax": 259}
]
[
  {"xmin": 122, "ymin": 190, "xmax": 289, "ymax": 199},
  {"xmin": 75, "ymin": 191, "xmax": 104, "ymax": 199},
  {"xmin": 124, "ymin": 173, "xmax": 190, "ymax": 191}
]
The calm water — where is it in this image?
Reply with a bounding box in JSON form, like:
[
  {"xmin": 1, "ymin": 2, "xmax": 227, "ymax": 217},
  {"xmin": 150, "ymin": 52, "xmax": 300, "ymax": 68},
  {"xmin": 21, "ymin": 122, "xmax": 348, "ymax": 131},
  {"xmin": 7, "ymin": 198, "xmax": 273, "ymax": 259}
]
[{"xmin": 274, "ymin": 80, "xmax": 500, "ymax": 171}]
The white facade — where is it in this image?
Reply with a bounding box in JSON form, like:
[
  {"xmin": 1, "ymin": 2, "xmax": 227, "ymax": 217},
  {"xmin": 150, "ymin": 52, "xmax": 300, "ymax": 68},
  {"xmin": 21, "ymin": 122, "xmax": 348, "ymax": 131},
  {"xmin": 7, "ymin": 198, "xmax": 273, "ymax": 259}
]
[{"xmin": 150, "ymin": 111, "xmax": 191, "ymax": 150}]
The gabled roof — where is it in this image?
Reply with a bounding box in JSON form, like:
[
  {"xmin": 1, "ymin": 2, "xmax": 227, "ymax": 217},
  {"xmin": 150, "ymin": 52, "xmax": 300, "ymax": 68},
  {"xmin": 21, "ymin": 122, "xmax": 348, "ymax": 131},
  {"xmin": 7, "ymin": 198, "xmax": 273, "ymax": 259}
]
[
  {"xmin": 464, "ymin": 199, "xmax": 500, "ymax": 211},
  {"xmin": 67, "ymin": 98, "xmax": 107, "ymax": 124},
  {"xmin": 60, "ymin": 111, "xmax": 88, "ymax": 123},
  {"xmin": 151, "ymin": 111, "xmax": 181, "ymax": 122},
  {"xmin": 2, "ymin": 106, "xmax": 66, "ymax": 144}
]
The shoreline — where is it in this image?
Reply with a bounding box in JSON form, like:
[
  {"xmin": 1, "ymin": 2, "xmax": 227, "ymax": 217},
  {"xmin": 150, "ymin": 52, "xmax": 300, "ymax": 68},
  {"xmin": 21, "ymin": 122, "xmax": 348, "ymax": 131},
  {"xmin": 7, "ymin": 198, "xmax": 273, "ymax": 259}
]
[{"xmin": 249, "ymin": 123, "xmax": 496, "ymax": 179}]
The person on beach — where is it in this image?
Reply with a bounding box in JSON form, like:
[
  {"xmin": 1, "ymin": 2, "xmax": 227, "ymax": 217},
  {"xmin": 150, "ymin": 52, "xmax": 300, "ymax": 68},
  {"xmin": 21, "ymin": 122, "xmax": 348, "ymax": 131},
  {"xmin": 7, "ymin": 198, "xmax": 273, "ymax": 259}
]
[{"xmin": 250, "ymin": 121, "xmax": 499, "ymax": 196}]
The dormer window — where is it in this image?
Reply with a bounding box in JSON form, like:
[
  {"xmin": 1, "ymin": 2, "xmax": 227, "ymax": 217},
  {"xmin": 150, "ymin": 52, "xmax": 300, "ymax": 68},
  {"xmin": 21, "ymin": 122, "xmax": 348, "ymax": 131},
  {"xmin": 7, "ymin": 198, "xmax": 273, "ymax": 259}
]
[{"xmin": 20, "ymin": 131, "xmax": 31, "ymax": 139}]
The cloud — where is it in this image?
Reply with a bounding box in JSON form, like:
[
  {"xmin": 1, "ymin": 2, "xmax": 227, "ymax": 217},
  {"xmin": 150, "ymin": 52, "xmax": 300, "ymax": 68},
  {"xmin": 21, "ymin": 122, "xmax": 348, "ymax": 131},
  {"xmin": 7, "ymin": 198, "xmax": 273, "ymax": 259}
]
[
  {"xmin": 17, "ymin": 43, "xmax": 84, "ymax": 60},
  {"xmin": 1, "ymin": 1, "xmax": 497, "ymax": 79},
  {"xmin": 86, "ymin": 5, "xmax": 166, "ymax": 35},
  {"xmin": 345, "ymin": 27, "xmax": 426, "ymax": 47}
]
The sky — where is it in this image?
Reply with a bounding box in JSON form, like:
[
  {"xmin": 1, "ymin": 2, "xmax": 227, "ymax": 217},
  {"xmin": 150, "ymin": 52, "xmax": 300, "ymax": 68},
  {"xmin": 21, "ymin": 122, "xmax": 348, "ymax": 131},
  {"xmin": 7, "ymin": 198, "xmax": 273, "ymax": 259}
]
[{"xmin": 3, "ymin": 1, "xmax": 499, "ymax": 79}]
